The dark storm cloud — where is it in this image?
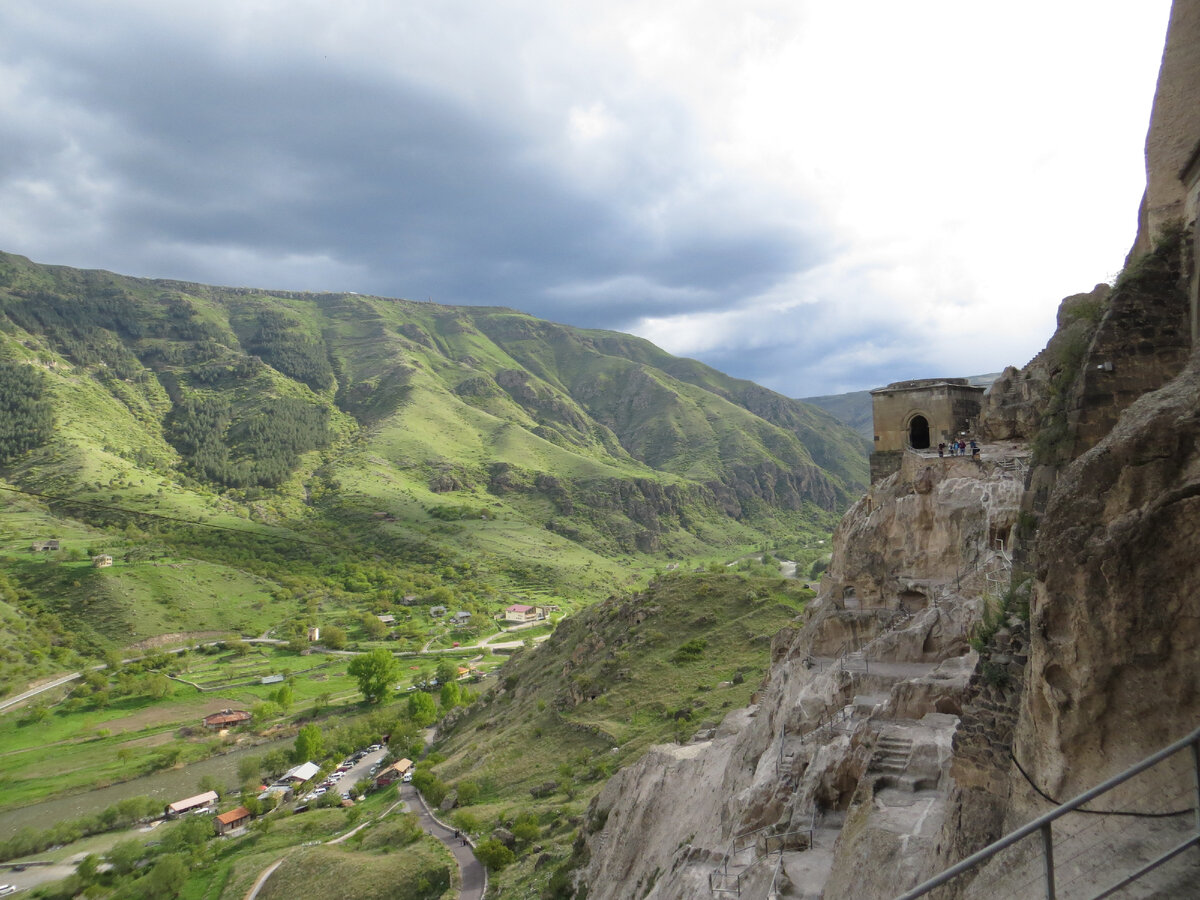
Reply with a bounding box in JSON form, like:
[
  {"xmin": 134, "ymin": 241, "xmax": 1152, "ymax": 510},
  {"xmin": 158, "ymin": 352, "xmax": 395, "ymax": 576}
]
[{"xmin": 0, "ymin": 4, "xmax": 813, "ymax": 331}]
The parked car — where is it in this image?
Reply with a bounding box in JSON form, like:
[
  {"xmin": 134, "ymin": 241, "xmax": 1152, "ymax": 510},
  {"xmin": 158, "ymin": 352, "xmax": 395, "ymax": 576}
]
[
  {"xmin": 0, "ymin": 886, "xmax": 16, "ymax": 897},
  {"xmin": 313, "ymin": 787, "xmax": 327, "ymax": 796},
  {"xmin": 402, "ymin": 771, "xmax": 413, "ymax": 783}
]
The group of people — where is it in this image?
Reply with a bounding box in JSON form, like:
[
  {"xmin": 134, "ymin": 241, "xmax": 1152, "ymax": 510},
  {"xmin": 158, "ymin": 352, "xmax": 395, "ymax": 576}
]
[{"xmin": 938, "ymin": 438, "xmax": 979, "ymax": 458}]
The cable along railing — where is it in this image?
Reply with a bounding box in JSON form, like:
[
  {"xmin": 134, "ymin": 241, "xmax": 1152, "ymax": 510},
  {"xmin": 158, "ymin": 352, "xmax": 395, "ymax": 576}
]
[
  {"xmin": 894, "ymin": 724, "xmax": 1200, "ymax": 900},
  {"xmin": 709, "ymin": 813, "xmax": 816, "ymax": 896}
]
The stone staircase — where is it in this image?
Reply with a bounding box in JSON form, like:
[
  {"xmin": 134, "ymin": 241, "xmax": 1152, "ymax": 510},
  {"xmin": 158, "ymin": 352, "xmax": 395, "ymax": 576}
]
[{"xmin": 869, "ymin": 733, "xmax": 914, "ymax": 786}]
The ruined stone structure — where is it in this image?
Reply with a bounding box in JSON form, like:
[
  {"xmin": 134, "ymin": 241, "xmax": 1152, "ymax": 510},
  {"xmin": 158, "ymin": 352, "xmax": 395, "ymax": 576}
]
[{"xmin": 868, "ymin": 379, "xmax": 984, "ymax": 482}]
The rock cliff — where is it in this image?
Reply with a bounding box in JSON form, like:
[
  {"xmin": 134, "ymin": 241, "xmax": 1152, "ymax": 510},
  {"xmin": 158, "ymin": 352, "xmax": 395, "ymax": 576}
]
[
  {"xmin": 571, "ymin": 4, "xmax": 1200, "ymax": 898},
  {"xmin": 574, "ymin": 452, "xmax": 1025, "ymax": 899}
]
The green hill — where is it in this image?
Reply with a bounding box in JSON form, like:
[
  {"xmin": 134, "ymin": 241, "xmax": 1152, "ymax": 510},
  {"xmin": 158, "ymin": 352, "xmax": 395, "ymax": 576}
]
[{"xmin": 0, "ymin": 250, "xmax": 866, "ymax": 679}]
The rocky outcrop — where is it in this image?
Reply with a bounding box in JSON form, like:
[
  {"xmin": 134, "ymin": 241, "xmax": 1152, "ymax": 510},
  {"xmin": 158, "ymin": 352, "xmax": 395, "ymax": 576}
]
[
  {"xmin": 1066, "ymin": 231, "xmax": 1191, "ymax": 457},
  {"xmin": 979, "ymin": 285, "xmax": 1108, "ymax": 443},
  {"xmin": 575, "ymin": 452, "xmax": 1022, "ymax": 899},
  {"xmin": 1018, "ymin": 350, "xmax": 1200, "ymax": 800},
  {"xmin": 1135, "ymin": 0, "xmax": 1200, "ymax": 254},
  {"xmin": 825, "ymin": 452, "xmax": 1024, "ymax": 611}
]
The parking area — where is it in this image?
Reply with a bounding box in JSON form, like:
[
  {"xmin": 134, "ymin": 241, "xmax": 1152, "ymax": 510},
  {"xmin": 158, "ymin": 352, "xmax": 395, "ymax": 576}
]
[{"xmin": 302, "ymin": 745, "xmax": 388, "ymax": 801}]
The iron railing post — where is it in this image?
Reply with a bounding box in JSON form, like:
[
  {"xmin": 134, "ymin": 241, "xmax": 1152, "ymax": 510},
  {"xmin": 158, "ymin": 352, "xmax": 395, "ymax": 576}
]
[
  {"xmin": 1192, "ymin": 735, "xmax": 1200, "ymax": 839},
  {"xmin": 1040, "ymin": 822, "xmax": 1056, "ymax": 899}
]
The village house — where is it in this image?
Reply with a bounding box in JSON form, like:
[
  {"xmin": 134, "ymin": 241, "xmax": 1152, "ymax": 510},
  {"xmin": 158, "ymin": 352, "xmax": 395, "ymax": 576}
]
[
  {"xmin": 377, "ymin": 614, "xmax": 396, "ymax": 625},
  {"xmin": 257, "ymin": 783, "xmax": 294, "ymax": 803},
  {"xmin": 449, "ymin": 611, "xmax": 471, "ymax": 625},
  {"xmin": 213, "ymin": 806, "xmax": 252, "ymax": 835},
  {"xmin": 165, "ymin": 790, "xmax": 219, "ymax": 818},
  {"xmin": 307, "ymin": 626, "xmax": 320, "ymax": 642},
  {"xmin": 374, "ymin": 758, "xmax": 414, "ymax": 786},
  {"xmin": 92, "ymin": 554, "xmax": 113, "ymax": 568},
  {"xmin": 430, "ymin": 606, "xmax": 448, "ymax": 618},
  {"xmin": 30, "ymin": 539, "xmax": 60, "ymax": 552},
  {"xmin": 202, "ymin": 709, "xmax": 251, "ymax": 730},
  {"xmin": 282, "ymin": 761, "xmax": 321, "ymax": 784},
  {"xmin": 504, "ymin": 603, "xmax": 543, "ymax": 624}
]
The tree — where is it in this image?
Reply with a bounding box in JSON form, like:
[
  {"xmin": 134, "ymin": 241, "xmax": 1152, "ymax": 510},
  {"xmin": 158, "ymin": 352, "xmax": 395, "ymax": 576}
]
[
  {"xmin": 76, "ymin": 854, "xmax": 100, "ymax": 884},
  {"xmin": 107, "ymin": 839, "xmax": 144, "ymax": 876},
  {"xmin": 142, "ymin": 853, "xmax": 188, "ymax": 899},
  {"xmin": 435, "ymin": 659, "xmax": 458, "ymax": 685},
  {"xmin": 439, "ymin": 681, "xmax": 461, "ymax": 710},
  {"xmin": 347, "ymin": 648, "xmax": 399, "ymax": 703},
  {"xmin": 251, "ymin": 700, "xmax": 280, "ymax": 726},
  {"xmin": 407, "ymin": 691, "xmax": 437, "ymax": 727},
  {"xmin": 455, "ymin": 780, "xmax": 480, "ymax": 805},
  {"xmin": 475, "ymin": 838, "xmax": 515, "ymax": 871},
  {"xmin": 293, "ymin": 723, "xmax": 324, "ymax": 763},
  {"xmin": 237, "ymin": 755, "xmax": 262, "ymax": 783},
  {"xmin": 145, "ymin": 673, "xmax": 172, "ymax": 699},
  {"xmin": 270, "ymin": 684, "xmax": 294, "ymax": 712},
  {"xmin": 322, "ymin": 624, "xmax": 348, "ymax": 650},
  {"xmin": 361, "ymin": 613, "xmax": 387, "ymax": 640}
]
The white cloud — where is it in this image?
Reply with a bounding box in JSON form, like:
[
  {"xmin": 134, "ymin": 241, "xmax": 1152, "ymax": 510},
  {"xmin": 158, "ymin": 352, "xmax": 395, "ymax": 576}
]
[{"xmin": 0, "ymin": 0, "xmax": 1175, "ymax": 396}]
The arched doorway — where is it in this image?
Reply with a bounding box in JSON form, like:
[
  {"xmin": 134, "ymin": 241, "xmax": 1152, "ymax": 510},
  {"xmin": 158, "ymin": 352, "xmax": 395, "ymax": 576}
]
[{"xmin": 908, "ymin": 415, "xmax": 930, "ymax": 449}]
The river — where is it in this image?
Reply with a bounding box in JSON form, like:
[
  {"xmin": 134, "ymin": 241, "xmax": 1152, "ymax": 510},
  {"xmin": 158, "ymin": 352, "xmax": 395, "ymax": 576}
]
[{"xmin": 0, "ymin": 737, "xmax": 293, "ymax": 839}]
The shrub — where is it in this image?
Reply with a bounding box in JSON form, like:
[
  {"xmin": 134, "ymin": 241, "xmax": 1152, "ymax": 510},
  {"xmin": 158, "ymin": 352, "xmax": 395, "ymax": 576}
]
[
  {"xmin": 475, "ymin": 838, "xmax": 516, "ymax": 871},
  {"xmin": 671, "ymin": 638, "xmax": 707, "ymax": 664}
]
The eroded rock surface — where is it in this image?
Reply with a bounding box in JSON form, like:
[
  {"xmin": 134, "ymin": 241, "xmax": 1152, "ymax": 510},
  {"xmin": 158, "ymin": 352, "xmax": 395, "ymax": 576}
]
[{"xmin": 575, "ymin": 452, "xmax": 1023, "ymax": 899}]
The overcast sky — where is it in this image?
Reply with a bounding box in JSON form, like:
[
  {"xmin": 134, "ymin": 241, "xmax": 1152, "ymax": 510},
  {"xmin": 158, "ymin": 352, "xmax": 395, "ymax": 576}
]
[{"xmin": 0, "ymin": 1, "xmax": 1173, "ymax": 396}]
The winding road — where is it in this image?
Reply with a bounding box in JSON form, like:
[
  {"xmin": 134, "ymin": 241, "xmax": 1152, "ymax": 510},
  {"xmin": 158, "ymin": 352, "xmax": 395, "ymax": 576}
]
[{"xmin": 400, "ymin": 783, "xmax": 486, "ymax": 900}]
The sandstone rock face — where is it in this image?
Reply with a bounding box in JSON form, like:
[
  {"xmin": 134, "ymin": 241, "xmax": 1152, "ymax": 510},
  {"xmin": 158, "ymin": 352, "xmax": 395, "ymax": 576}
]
[
  {"xmin": 825, "ymin": 452, "xmax": 1025, "ymax": 612},
  {"xmin": 1018, "ymin": 350, "xmax": 1200, "ymax": 801},
  {"xmin": 1140, "ymin": 0, "xmax": 1200, "ymax": 246},
  {"xmin": 575, "ymin": 455, "xmax": 1024, "ymax": 899},
  {"xmin": 979, "ymin": 285, "xmax": 1108, "ymax": 444},
  {"xmin": 1066, "ymin": 238, "xmax": 1191, "ymax": 458}
]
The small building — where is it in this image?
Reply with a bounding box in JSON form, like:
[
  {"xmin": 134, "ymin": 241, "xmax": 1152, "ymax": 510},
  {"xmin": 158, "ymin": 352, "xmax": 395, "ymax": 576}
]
[
  {"xmin": 504, "ymin": 603, "xmax": 542, "ymax": 623},
  {"xmin": 307, "ymin": 626, "xmax": 320, "ymax": 642},
  {"xmin": 30, "ymin": 539, "xmax": 60, "ymax": 552},
  {"xmin": 213, "ymin": 806, "xmax": 252, "ymax": 835},
  {"xmin": 868, "ymin": 378, "xmax": 986, "ymax": 482},
  {"xmin": 261, "ymin": 674, "xmax": 285, "ymax": 685},
  {"xmin": 377, "ymin": 614, "xmax": 396, "ymax": 625},
  {"xmin": 257, "ymin": 783, "xmax": 294, "ymax": 803},
  {"xmin": 449, "ymin": 611, "xmax": 471, "ymax": 625},
  {"xmin": 282, "ymin": 761, "xmax": 321, "ymax": 784},
  {"xmin": 375, "ymin": 758, "xmax": 415, "ymax": 786},
  {"xmin": 430, "ymin": 606, "xmax": 448, "ymax": 618},
  {"xmin": 166, "ymin": 790, "xmax": 219, "ymax": 818},
  {"xmin": 202, "ymin": 709, "xmax": 251, "ymax": 729},
  {"xmin": 92, "ymin": 554, "xmax": 113, "ymax": 568}
]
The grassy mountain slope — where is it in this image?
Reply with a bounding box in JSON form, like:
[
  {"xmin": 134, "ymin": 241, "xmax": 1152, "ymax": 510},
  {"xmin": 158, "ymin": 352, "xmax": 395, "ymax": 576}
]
[
  {"xmin": 424, "ymin": 568, "xmax": 811, "ymax": 895},
  {"xmin": 0, "ymin": 250, "xmax": 864, "ymax": 672}
]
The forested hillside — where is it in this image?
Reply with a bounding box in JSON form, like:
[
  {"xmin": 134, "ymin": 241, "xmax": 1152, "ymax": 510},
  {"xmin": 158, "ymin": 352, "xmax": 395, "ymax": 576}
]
[{"xmin": 0, "ymin": 250, "xmax": 866, "ymax": 686}]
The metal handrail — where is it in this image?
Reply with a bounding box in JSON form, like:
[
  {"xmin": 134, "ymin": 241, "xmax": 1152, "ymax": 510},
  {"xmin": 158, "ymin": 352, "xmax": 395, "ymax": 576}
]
[{"xmin": 895, "ymin": 725, "xmax": 1200, "ymax": 899}]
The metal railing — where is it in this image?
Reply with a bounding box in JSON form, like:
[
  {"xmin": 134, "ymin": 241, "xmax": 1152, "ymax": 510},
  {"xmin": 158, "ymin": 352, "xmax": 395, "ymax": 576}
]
[
  {"xmin": 895, "ymin": 725, "xmax": 1200, "ymax": 899},
  {"xmin": 710, "ymin": 816, "xmax": 816, "ymax": 896}
]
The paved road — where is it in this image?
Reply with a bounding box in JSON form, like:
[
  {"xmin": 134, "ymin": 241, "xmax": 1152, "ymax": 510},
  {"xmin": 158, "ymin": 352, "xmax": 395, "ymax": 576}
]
[{"xmin": 400, "ymin": 783, "xmax": 486, "ymax": 900}]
